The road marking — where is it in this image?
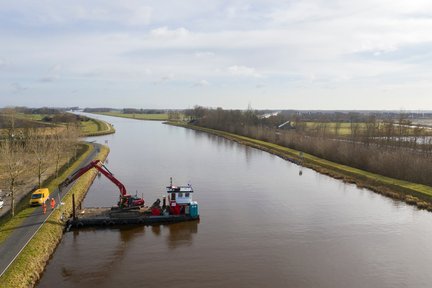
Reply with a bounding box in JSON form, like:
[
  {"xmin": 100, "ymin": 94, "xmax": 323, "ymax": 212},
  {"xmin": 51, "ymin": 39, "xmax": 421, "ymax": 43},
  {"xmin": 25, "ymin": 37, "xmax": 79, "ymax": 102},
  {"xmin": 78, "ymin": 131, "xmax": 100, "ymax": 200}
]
[
  {"xmin": 0, "ymin": 143, "xmax": 99, "ymax": 278},
  {"xmin": 0, "ymin": 206, "xmax": 57, "ymax": 278}
]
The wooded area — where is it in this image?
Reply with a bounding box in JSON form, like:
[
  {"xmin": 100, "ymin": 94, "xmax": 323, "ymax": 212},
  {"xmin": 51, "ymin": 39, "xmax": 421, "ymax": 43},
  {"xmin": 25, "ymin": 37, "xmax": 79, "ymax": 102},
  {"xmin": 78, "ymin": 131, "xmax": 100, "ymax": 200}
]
[
  {"xmin": 0, "ymin": 109, "xmax": 80, "ymax": 216},
  {"xmin": 186, "ymin": 106, "xmax": 432, "ymax": 187}
]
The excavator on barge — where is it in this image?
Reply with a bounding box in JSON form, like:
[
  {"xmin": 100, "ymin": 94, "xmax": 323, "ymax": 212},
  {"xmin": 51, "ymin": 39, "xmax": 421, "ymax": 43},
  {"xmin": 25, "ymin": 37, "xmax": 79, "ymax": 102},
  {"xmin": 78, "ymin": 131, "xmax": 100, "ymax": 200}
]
[
  {"xmin": 59, "ymin": 159, "xmax": 199, "ymax": 229},
  {"xmin": 59, "ymin": 159, "xmax": 145, "ymax": 209}
]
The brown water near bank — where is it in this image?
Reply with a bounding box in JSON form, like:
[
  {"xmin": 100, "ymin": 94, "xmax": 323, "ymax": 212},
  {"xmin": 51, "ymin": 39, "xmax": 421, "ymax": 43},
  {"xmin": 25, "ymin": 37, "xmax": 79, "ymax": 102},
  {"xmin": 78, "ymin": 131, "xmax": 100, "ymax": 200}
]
[{"xmin": 37, "ymin": 113, "xmax": 432, "ymax": 288}]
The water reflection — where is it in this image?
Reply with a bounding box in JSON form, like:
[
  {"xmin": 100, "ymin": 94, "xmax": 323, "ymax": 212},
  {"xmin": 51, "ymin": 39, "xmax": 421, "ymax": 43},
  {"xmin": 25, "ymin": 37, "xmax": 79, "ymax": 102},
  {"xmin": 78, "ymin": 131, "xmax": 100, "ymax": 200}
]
[
  {"xmin": 243, "ymin": 146, "xmax": 255, "ymax": 165},
  {"xmin": 70, "ymin": 221, "xmax": 199, "ymax": 249},
  {"xmin": 37, "ymin": 221, "xmax": 199, "ymax": 288},
  {"xmin": 165, "ymin": 221, "xmax": 199, "ymax": 249}
]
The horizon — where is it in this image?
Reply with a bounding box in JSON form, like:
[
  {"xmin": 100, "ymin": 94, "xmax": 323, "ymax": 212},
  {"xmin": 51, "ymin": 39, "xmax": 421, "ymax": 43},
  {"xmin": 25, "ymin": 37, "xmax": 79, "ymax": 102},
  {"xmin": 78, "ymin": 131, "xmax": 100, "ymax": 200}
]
[
  {"xmin": 3, "ymin": 105, "xmax": 432, "ymax": 114},
  {"xmin": 1, "ymin": 1, "xmax": 432, "ymax": 110}
]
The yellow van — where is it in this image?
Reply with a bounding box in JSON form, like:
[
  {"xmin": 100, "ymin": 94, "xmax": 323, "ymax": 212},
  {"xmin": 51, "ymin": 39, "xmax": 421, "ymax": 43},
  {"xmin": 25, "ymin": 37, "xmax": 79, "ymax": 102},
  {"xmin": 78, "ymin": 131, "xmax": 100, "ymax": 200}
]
[{"xmin": 29, "ymin": 188, "xmax": 50, "ymax": 206}]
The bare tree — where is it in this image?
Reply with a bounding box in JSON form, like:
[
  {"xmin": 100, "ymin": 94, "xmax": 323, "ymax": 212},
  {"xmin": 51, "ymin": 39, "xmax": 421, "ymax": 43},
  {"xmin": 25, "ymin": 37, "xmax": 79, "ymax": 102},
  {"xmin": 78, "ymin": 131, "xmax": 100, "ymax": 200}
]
[
  {"xmin": 51, "ymin": 128, "xmax": 67, "ymax": 177},
  {"xmin": 168, "ymin": 111, "xmax": 181, "ymax": 121},
  {"xmin": 0, "ymin": 140, "xmax": 29, "ymax": 216},
  {"xmin": 64, "ymin": 123, "xmax": 81, "ymax": 161},
  {"xmin": 49, "ymin": 124, "xmax": 81, "ymax": 177},
  {"xmin": 334, "ymin": 121, "xmax": 342, "ymax": 137},
  {"xmin": 384, "ymin": 120, "xmax": 395, "ymax": 144},
  {"xmin": 2, "ymin": 108, "xmax": 17, "ymax": 139},
  {"xmin": 191, "ymin": 107, "xmax": 432, "ymax": 186},
  {"xmin": 412, "ymin": 124, "xmax": 423, "ymax": 151},
  {"xmin": 192, "ymin": 105, "xmax": 206, "ymax": 120},
  {"xmin": 364, "ymin": 115, "xmax": 377, "ymax": 146},
  {"xmin": 27, "ymin": 128, "xmax": 52, "ymax": 188}
]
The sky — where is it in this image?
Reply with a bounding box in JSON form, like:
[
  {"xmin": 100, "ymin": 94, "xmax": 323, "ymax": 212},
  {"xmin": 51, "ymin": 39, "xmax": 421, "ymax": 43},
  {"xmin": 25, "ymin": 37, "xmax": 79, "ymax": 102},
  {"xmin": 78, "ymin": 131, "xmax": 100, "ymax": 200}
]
[{"xmin": 1, "ymin": 0, "xmax": 432, "ymax": 110}]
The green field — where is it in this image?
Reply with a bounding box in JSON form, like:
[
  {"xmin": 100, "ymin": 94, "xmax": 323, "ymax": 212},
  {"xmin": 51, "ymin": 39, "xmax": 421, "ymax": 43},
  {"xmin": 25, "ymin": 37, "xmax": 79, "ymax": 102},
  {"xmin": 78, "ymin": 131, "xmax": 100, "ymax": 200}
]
[
  {"xmin": 15, "ymin": 114, "xmax": 46, "ymax": 121},
  {"xmin": 294, "ymin": 121, "xmax": 431, "ymax": 137},
  {"xmin": 300, "ymin": 121, "xmax": 359, "ymax": 136},
  {"xmin": 1, "ymin": 113, "xmax": 115, "ymax": 137},
  {"xmin": 94, "ymin": 111, "xmax": 169, "ymax": 121}
]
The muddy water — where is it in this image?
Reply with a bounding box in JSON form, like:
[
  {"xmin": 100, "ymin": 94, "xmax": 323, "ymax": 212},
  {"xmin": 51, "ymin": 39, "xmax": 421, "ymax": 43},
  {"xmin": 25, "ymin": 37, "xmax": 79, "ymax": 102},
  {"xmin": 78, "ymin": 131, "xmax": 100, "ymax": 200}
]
[{"xmin": 37, "ymin": 114, "xmax": 432, "ymax": 288}]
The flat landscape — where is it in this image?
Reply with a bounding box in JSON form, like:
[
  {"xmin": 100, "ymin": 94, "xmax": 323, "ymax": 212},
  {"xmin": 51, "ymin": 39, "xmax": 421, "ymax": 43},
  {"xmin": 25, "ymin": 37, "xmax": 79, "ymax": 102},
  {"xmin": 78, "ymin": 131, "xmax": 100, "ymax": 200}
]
[{"xmin": 2, "ymin": 1, "xmax": 432, "ymax": 287}]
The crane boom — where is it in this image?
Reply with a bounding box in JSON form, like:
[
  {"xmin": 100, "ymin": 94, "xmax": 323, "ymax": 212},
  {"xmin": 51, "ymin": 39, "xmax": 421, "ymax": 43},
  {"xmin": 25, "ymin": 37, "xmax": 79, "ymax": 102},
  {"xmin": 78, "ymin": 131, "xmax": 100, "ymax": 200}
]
[{"xmin": 59, "ymin": 159, "xmax": 144, "ymax": 208}]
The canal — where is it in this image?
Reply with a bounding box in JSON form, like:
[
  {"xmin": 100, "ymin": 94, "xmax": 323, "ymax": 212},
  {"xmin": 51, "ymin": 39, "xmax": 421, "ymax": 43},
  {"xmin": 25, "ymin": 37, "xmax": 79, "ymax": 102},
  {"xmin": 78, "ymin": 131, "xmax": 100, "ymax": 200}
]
[{"xmin": 37, "ymin": 113, "xmax": 432, "ymax": 288}]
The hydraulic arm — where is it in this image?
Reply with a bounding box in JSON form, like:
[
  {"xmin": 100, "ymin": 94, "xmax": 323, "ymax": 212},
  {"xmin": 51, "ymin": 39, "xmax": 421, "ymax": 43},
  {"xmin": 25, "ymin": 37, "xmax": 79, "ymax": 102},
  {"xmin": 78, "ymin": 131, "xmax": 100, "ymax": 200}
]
[{"xmin": 59, "ymin": 159, "xmax": 144, "ymax": 208}]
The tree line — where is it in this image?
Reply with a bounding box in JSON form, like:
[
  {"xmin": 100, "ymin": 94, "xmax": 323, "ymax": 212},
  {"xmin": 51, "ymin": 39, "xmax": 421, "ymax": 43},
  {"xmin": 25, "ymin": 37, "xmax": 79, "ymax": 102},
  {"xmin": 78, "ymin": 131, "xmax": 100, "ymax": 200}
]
[
  {"xmin": 83, "ymin": 107, "xmax": 167, "ymax": 114},
  {"xmin": 0, "ymin": 110, "xmax": 80, "ymax": 216},
  {"xmin": 187, "ymin": 106, "xmax": 432, "ymax": 187}
]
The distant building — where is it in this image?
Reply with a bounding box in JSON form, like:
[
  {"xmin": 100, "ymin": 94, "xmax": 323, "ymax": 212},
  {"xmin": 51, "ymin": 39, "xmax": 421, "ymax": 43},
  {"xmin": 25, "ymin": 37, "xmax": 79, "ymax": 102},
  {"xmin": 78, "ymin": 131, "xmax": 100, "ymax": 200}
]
[
  {"xmin": 258, "ymin": 111, "xmax": 281, "ymax": 119},
  {"xmin": 278, "ymin": 120, "xmax": 294, "ymax": 130}
]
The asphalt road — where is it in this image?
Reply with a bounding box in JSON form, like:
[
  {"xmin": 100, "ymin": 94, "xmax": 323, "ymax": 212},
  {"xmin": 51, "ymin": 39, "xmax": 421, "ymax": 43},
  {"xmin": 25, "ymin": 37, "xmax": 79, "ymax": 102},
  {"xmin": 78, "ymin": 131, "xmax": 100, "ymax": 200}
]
[{"xmin": 0, "ymin": 143, "xmax": 102, "ymax": 277}]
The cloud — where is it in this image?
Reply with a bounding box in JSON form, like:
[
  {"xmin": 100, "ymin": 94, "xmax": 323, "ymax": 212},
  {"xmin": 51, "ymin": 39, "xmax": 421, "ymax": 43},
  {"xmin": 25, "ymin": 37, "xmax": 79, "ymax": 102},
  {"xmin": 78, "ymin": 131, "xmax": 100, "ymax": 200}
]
[
  {"xmin": 193, "ymin": 80, "xmax": 210, "ymax": 87},
  {"xmin": 255, "ymin": 83, "xmax": 265, "ymax": 89},
  {"xmin": 2, "ymin": 0, "xmax": 432, "ymax": 109},
  {"xmin": 150, "ymin": 27, "xmax": 189, "ymax": 38},
  {"xmin": 1, "ymin": 1, "xmax": 153, "ymax": 27},
  {"xmin": 194, "ymin": 51, "xmax": 215, "ymax": 58},
  {"xmin": 152, "ymin": 74, "xmax": 174, "ymax": 85},
  {"xmin": 228, "ymin": 65, "xmax": 262, "ymax": 78},
  {"xmin": 39, "ymin": 76, "xmax": 56, "ymax": 82},
  {"xmin": 225, "ymin": 4, "xmax": 251, "ymax": 19},
  {"xmin": 0, "ymin": 57, "xmax": 11, "ymax": 71},
  {"xmin": 39, "ymin": 64, "xmax": 62, "ymax": 82},
  {"xmin": 124, "ymin": 5, "xmax": 152, "ymax": 26},
  {"xmin": 268, "ymin": 2, "xmax": 334, "ymax": 24},
  {"xmin": 11, "ymin": 82, "xmax": 28, "ymax": 93}
]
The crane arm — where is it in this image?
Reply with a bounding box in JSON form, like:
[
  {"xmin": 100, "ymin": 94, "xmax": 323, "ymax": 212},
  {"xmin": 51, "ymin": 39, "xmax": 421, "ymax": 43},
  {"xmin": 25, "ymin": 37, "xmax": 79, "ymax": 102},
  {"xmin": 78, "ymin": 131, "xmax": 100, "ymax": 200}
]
[{"xmin": 59, "ymin": 159, "xmax": 128, "ymax": 196}]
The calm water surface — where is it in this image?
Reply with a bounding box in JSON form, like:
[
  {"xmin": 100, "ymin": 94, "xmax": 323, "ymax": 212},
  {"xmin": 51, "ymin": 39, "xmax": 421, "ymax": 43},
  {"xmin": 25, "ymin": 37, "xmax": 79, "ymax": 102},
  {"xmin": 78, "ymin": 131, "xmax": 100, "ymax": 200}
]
[{"xmin": 37, "ymin": 113, "xmax": 432, "ymax": 288}]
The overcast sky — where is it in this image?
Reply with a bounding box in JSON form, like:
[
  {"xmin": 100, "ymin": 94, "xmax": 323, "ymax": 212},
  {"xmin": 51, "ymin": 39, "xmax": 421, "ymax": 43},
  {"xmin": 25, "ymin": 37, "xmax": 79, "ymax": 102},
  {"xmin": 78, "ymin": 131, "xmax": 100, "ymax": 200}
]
[{"xmin": 1, "ymin": 0, "xmax": 432, "ymax": 110}]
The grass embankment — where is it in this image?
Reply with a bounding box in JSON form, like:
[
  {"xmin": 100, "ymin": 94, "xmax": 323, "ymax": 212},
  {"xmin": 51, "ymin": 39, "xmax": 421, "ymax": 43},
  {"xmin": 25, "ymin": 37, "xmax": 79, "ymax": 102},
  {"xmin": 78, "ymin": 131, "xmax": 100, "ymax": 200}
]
[
  {"xmin": 167, "ymin": 122, "xmax": 432, "ymax": 210},
  {"xmin": 0, "ymin": 145, "xmax": 110, "ymax": 288},
  {"xmin": 80, "ymin": 118, "xmax": 115, "ymax": 136},
  {"xmin": 94, "ymin": 111, "xmax": 169, "ymax": 121}
]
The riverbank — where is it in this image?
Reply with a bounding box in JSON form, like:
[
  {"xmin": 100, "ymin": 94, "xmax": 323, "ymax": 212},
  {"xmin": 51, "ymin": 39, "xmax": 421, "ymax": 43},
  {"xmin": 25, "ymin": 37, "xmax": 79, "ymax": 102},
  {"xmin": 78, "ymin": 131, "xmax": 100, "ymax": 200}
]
[
  {"xmin": 0, "ymin": 145, "xmax": 110, "ymax": 288},
  {"xmin": 81, "ymin": 117, "xmax": 116, "ymax": 136},
  {"xmin": 167, "ymin": 121, "xmax": 432, "ymax": 211}
]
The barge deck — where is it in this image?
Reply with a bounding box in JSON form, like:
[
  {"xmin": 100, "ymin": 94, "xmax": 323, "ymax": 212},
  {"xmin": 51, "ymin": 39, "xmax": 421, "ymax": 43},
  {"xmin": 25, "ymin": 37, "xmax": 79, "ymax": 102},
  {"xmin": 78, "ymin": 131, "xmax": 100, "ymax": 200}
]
[{"xmin": 67, "ymin": 207, "xmax": 199, "ymax": 229}]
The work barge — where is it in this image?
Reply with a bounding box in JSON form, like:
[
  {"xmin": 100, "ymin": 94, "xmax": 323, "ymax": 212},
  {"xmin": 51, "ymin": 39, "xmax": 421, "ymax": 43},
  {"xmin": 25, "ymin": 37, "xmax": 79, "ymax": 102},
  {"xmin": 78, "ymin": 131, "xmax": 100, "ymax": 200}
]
[
  {"xmin": 67, "ymin": 207, "xmax": 199, "ymax": 229},
  {"xmin": 61, "ymin": 159, "xmax": 200, "ymax": 230}
]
